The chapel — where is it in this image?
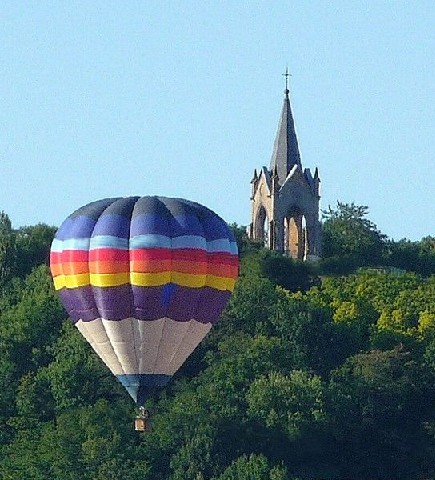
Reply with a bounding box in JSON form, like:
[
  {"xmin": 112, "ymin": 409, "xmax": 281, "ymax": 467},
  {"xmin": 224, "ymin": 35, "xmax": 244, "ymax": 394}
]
[{"xmin": 248, "ymin": 80, "xmax": 322, "ymax": 260}]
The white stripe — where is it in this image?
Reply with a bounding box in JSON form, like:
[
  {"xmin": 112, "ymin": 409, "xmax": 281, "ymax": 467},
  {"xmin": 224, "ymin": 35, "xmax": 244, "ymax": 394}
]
[
  {"xmin": 152, "ymin": 319, "xmax": 192, "ymax": 375},
  {"xmin": 76, "ymin": 319, "xmax": 124, "ymax": 375},
  {"xmin": 137, "ymin": 319, "xmax": 165, "ymax": 373},
  {"xmin": 166, "ymin": 321, "xmax": 211, "ymax": 375},
  {"xmin": 101, "ymin": 318, "xmax": 139, "ymax": 374},
  {"xmin": 75, "ymin": 317, "xmax": 212, "ymax": 377}
]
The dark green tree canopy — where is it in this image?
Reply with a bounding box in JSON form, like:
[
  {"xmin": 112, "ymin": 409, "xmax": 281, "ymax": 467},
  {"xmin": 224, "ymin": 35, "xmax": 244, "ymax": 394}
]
[{"xmin": 322, "ymin": 202, "xmax": 386, "ymax": 267}]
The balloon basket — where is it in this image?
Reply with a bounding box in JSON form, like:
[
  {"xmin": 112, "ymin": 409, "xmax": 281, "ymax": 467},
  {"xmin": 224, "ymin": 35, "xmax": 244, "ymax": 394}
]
[{"xmin": 135, "ymin": 406, "xmax": 151, "ymax": 432}]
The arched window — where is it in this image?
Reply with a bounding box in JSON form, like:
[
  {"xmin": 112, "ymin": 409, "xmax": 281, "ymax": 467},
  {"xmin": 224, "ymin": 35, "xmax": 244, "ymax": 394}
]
[
  {"xmin": 283, "ymin": 208, "xmax": 307, "ymax": 259},
  {"xmin": 254, "ymin": 206, "xmax": 269, "ymax": 248}
]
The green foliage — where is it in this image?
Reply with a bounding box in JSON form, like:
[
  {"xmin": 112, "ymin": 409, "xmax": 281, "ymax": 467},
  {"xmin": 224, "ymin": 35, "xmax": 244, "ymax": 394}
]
[
  {"xmin": 320, "ymin": 202, "xmax": 435, "ymax": 275},
  {"xmin": 2, "ymin": 400, "xmax": 148, "ymax": 480},
  {"xmin": 215, "ymin": 454, "xmax": 289, "ymax": 480},
  {"xmin": 0, "ymin": 265, "xmax": 65, "ymax": 375},
  {"xmin": 246, "ymin": 370, "xmax": 325, "ymax": 438},
  {"xmin": 385, "ymin": 237, "xmax": 435, "ymax": 276},
  {"xmin": 260, "ymin": 251, "xmax": 316, "ymax": 292},
  {"xmin": 0, "ymin": 215, "xmax": 55, "ymax": 284},
  {"xmin": 328, "ymin": 348, "xmax": 435, "ymax": 478},
  {"xmin": 318, "ymin": 254, "xmax": 359, "ymax": 275},
  {"xmin": 322, "ymin": 202, "xmax": 386, "ymax": 266},
  {"xmin": 0, "ymin": 211, "xmax": 434, "ymax": 480},
  {"xmin": 14, "ymin": 223, "xmax": 56, "ymax": 278}
]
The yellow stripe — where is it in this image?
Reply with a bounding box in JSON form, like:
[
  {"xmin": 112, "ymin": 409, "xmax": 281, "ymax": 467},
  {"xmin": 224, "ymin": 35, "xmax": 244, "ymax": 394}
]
[
  {"xmin": 129, "ymin": 271, "xmax": 172, "ymax": 287},
  {"xmin": 54, "ymin": 273, "xmax": 89, "ymax": 289},
  {"xmin": 132, "ymin": 272, "xmax": 235, "ymax": 290},
  {"xmin": 90, "ymin": 272, "xmax": 131, "ymax": 287},
  {"xmin": 207, "ymin": 275, "xmax": 236, "ymax": 292},
  {"xmin": 53, "ymin": 272, "xmax": 236, "ymax": 291}
]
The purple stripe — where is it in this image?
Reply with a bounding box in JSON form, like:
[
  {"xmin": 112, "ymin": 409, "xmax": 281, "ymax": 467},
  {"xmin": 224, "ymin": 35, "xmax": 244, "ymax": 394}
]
[
  {"xmin": 168, "ymin": 214, "xmax": 204, "ymax": 237},
  {"xmin": 60, "ymin": 284, "xmax": 231, "ymax": 324},
  {"xmin": 56, "ymin": 216, "xmax": 97, "ymax": 240},
  {"xmin": 132, "ymin": 285, "xmax": 167, "ymax": 320},
  {"xmin": 130, "ymin": 213, "xmax": 170, "ymax": 236},
  {"xmin": 201, "ymin": 215, "xmax": 232, "ymax": 241},
  {"xmin": 195, "ymin": 287, "xmax": 232, "ymax": 324},
  {"xmin": 58, "ymin": 286, "xmax": 99, "ymax": 322},
  {"xmin": 91, "ymin": 214, "xmax": 131, "ymax": 238},
  {"xmin": 93, "ymin": 284, "xmax": 134, "ymax": 319},
  {"xmin": 165, "ymin": 286, "xmax": 202, "ymax": 321}
]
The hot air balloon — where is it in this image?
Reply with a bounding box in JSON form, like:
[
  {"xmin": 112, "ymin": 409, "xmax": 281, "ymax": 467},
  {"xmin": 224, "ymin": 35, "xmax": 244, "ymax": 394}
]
[{"xmin": 50, "ymin": 196, "xmax": 238, "ymax": 427}]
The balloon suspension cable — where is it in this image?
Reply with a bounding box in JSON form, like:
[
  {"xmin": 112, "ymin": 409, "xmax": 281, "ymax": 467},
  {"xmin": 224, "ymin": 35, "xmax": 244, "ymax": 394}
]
[{"xmin": 135, "ymin": 406, "xmax": 151, "ymax": 432}]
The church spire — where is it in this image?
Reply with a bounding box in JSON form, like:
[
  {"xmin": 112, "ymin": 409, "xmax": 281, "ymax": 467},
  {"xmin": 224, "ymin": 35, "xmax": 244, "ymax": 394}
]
[{"xmin": 269, "ymin": 70, "xmax": 302, "ymax": 185}]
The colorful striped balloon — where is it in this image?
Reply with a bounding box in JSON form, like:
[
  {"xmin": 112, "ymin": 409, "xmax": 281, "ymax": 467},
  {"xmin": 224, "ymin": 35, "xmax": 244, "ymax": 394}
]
[{"xmin": 50, "ymin": 196, "xmax": 238, "ymax": 404}]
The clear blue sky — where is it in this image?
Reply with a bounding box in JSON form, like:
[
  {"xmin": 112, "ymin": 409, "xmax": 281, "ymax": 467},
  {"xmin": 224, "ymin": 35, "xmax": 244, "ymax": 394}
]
[{"xmin": 1, "ymin": 1, "xmax": 434, "ymax": 240}]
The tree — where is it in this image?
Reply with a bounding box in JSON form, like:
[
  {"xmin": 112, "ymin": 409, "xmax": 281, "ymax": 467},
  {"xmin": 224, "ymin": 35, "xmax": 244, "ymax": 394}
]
[
  {"xmin": 260, "ymin": 251, "xmax": 316, "ymax": 293},
  {"xmin": 328, "ymin": 348, "xmax": 435, "ymax": 479},
  {"xmin": 0, "ymin": 265, "xmax": 65, "ymax": 375},
  {"xmin": 215, "ymin": 454, "xmax": 289, "ymax": 480},
  {"xmin": 47, "ymin": 321, "xmax": 126, "ymax": 410},
  {"xmin": 14, "ymin": 223, "xmax": 56, "ymax": 278},
  {"xmin": 322, "ymin": 202, "xmax": 386, "ymax": 266},
  {"xmin": 384, "ymin": 237, "xmax": 435, "ymax": 276},
  {"xmin": 246, "ymin": 370, "xmax": 325, "ymax": 439},
  {"xmin": 0, "ymin": 211, "xmax": 16, "ymax": 285}
]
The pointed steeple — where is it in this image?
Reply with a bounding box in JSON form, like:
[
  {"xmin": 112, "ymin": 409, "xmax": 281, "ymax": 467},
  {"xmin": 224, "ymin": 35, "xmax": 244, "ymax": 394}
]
[{"xmin": 269, "ymin": 82, "xmax": 302, "ymax": 185}]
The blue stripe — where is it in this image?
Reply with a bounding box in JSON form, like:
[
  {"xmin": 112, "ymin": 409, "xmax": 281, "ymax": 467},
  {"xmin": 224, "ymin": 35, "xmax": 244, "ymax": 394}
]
[
  {"xmin": 53, "ymin": 235, "xmax": 238, "ymax": 254},
  {"xmin": 206, "ymin": 239, "xmax": 231, "ymax": 253},
  {"xmin": 229, "ymin": 241, "xmax": 238, "ymax": 255},
  {"xmin": 117, "ymin": 374, "xmax": 172, "ymax": 404},
  {"xmin": 172, "ymin": 235, "xmax": 207, "ymax": 249},
  {"xmin": 51, "ymin": 238, "xmax": 90, "ymax": 252},
  {"xmin": 129, "ymin": 234, "xmax": 171, "ymax": 249},
  {"xmin": 130, "ymin": 234, "xmax": 210, "ymax": 250},
  {"xmin": 90, "ymin": 235, "xmax": 129, "ymax": 249}
]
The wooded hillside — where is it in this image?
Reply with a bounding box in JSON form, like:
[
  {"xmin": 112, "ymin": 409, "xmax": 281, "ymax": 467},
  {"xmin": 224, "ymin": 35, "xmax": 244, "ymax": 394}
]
[{"xmin": 0, "ymin": 205, "xmax": 434, "ymax": 479}]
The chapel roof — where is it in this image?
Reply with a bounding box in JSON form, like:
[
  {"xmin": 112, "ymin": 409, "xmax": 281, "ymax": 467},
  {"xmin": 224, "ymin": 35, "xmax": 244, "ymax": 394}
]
[{"xmin": 269, "ymin": 87, "xmax": 302, "ymax": 185}]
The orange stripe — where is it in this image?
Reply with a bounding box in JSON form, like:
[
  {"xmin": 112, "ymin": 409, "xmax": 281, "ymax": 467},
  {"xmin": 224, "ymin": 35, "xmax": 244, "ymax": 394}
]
[
  {"xmin": 130, "ymin": 260, "xmax": 208, "ymax": 275},
  {"xmin": 89, "ymin": 260, "xmax": 130, "ymax": 274},
  {"xmin": 65, "ymin": 262, "xmax": 89, "ymax": 275},
  {"xmin": 130, "ymin": 260, "xmax": 237, "ymax": 277},
  {"xmin": 207, "ymin": 263, "xmax": 238, "ymax": 278},
  {"xmin": 52, "ymin": 261, "xmax": 238, "ymax": 278},
  {"xmin": 171, "ymin": 261, "xmax": 207, "ymax": 275},
  {"xmin": 130, "ymin": 259, "xmax": 172, "ymax": 273},
  {"xmin": 50, "ymin": 263, "xmax": 64, "ymax": 276}
]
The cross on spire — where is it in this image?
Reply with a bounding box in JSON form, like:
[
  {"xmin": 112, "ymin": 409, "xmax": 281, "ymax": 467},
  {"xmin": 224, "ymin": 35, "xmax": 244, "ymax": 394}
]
[{"xmin": 282, "ymin": 67, "xmax": 291, "ymax": 93}]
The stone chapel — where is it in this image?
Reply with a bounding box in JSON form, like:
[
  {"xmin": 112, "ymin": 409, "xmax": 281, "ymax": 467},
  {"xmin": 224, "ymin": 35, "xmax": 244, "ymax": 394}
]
[{"xmin": 248, "ymin": 84, "xmax": 322, "ymax": 260}]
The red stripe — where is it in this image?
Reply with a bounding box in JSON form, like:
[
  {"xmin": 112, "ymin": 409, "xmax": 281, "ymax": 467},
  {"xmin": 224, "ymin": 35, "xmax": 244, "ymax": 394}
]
[
  {"xmin": 51, "ymin": 248, "xmax": 238, "ymax": 267},
  {"xmin": 89, "ymin": 249, "xmax": 129, "ymax": 262},
  {"xmin": 51, "ymin": 250, "xmax": 89, "ymax": 263},
  {"xmin": 206, "ymin": 252, "xmax": 239, "ymax": 265},
  {"xmin": 130, "ymin": 248, "xmax": 175, "ymax": 261}
]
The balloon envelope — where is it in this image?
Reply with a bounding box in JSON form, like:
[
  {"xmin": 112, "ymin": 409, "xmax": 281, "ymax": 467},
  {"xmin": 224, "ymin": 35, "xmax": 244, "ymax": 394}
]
[{"xmin": 50, "ymin": 196, "xmax": 238, "ymax": 404}]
